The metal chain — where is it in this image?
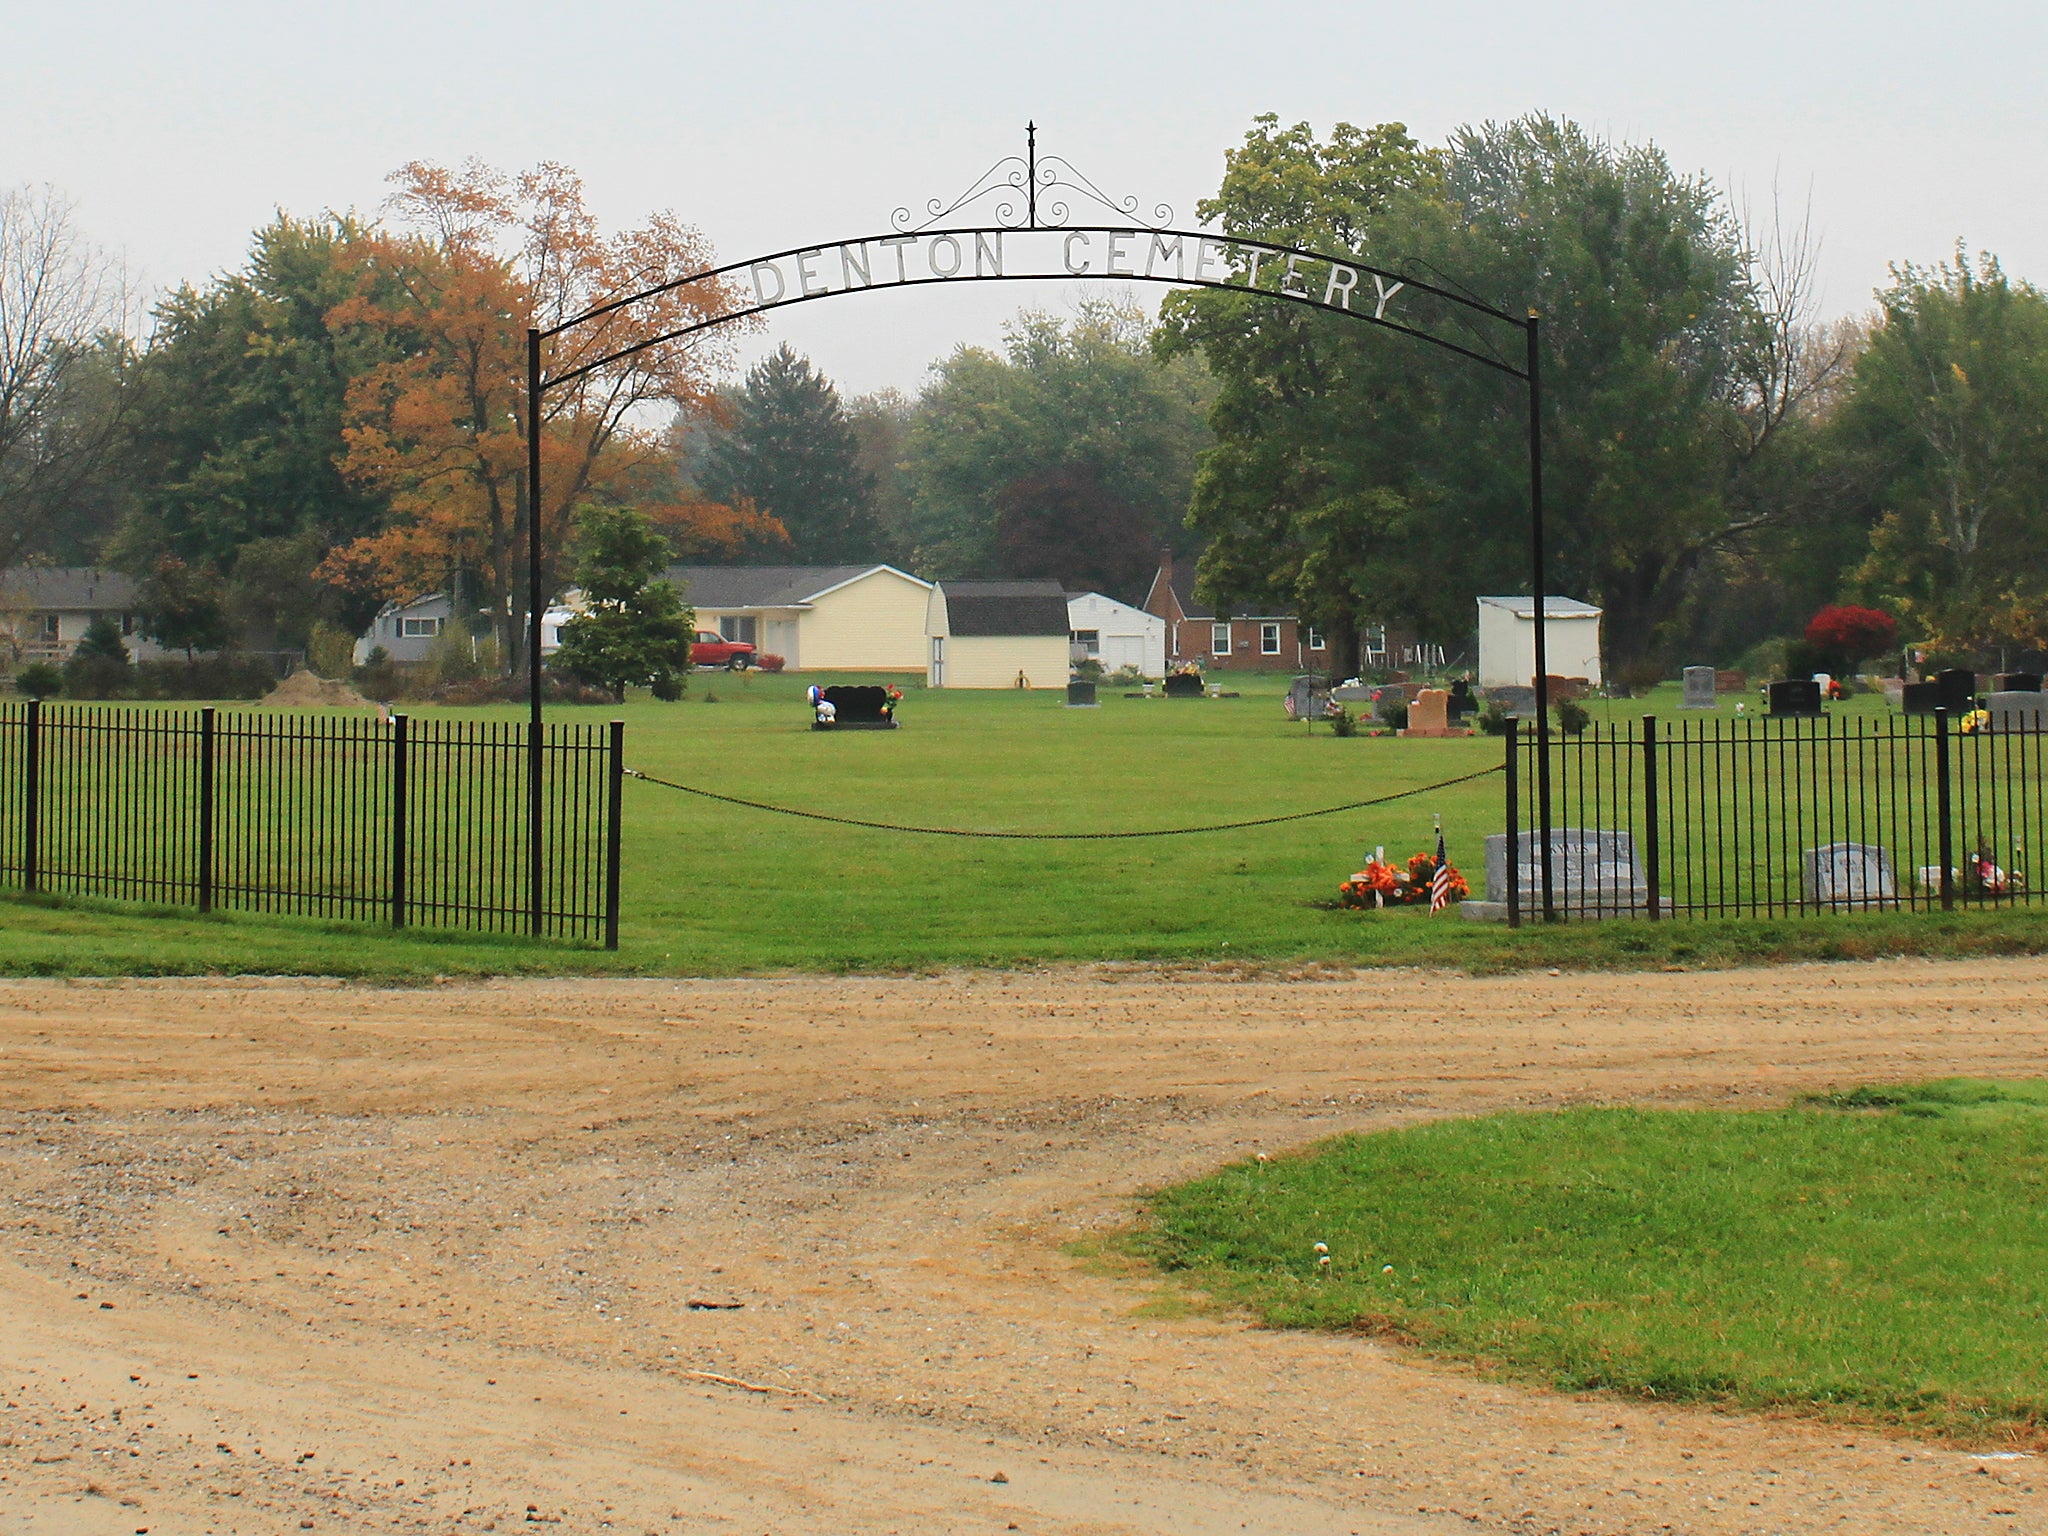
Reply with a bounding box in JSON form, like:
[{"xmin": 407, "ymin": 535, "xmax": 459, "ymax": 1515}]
[{"xmin": 621, "ymin": 762, "xmax": 1503, "ymax": 840}]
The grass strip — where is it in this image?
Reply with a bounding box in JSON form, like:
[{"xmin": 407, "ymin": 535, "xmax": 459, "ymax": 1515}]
[
  {"xmin": 2, "ymin": 890, "xmax": 2047, "ymax": 981},
  {"xmin": 1131, "ymin": 1082, "xmax": 2048, "ymax": 1441}
]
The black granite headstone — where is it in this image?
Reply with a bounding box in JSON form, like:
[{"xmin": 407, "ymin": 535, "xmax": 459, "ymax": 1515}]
[
  {"xmin": 1162, "ymin": 673, "xmax": 1205, "ymax": 698},
  {"xmin": 1901, "ymin": 681, "xmax": 1941, "ymax": 714},
  {"xmin": 1936, "ymin": 667, "xmax": 1979, "ymax": 713},
  {"xmin": 1768, "ymin": 678, "xmax": 1823, "ymax": 717},
  {"xmin": 1998, "ymin": 672, "xmax": 2042, "ymax": 693}
]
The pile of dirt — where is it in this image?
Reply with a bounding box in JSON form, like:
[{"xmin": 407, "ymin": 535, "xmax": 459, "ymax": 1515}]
[{"xmin": 255, "ymin": 669, "xmax": 378, "ymax": 710}]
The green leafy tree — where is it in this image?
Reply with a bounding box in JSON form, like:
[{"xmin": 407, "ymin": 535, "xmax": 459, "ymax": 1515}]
[
  {"xmin": 554, "ymin": 505, "xmax": 694, "ymax": 700},
  {"xmin": 139, "ymin": 554, "xmax": 232, "ymax": 661},
  {"xmin": 1166, "ymin": 114, "xmax": 1810, "ymax": 671},
  {"xmin": 1840, "ymin": 250, "xmax": 2048, "ymax": 660},
  {"xmin": 114, "ymin": 215, "xmax": 393, "ymax": 644},
  {"xmin": 904, "ymin": 301, "xmax": 1213, "ymax": 592},
  {"xmin": 693, "ymin": 344, "xmax": 880, "ymax": 563}
]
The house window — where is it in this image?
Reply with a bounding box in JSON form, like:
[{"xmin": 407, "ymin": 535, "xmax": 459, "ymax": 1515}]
[
  {"xmin": 36, "ymin": 614, "xmax": 58, "ymax": 640},
  {"xmin": 400, "ymin": 616, "xmax": 442, "ymax": 638},
  {"xmin": 1260, "ymin": 622, "xmax": 1281, "ymax": 655},
  {"xmin": 719, "ymin": 615, "xmax": 757, "ymax": 645},
  {"xmin": 1307, "ymin": 627, "xmax": 1325, "ymax": 650},
  {"xmin": 121, "ymin": 613, "xmax": 137, "ymax": 636},
  {"xmin": 1211, "ymin": 622, "xmax": 1231, "ymax": 656},
  {"xmin": 1071, "ymin": 629, "xmax": 1100, "ymax": 656}
]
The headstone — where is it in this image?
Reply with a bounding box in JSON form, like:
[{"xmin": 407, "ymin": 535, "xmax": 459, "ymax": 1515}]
[
  {"xmin": 1065, "ymin": 679, "xmax": 1098, "ymax": 708},
  {"xmin": 1286, "ymin": 675, "xmax": 1331, "ymax": 719},
  {"xmin": 1768, "ymin": 679, "xmax": 1822, "ymax": 717},
  {"xmin": 1402, "ymin": 688, "xmax": 1454, "ymax": 737},
  {"xmin": 1802, "ymin": 842, "xmax": 1898, "ymax": 909},
  {"xmin": 1162, "ymin": 673, "xmax": 1204, "ymax": 698},
  {"xmin": 1330, "ymin": 683, "xmax": 1374, "ymax": 704},
  {"xmin": 1462, "ymin": 828, "xmax": 1647, "ymax": 921},
  {"xmin": 1879, "ymin": 677, "xmax": 1906, "ymax": 707},
  {"xmin": 1901, "ymin": 681, "xmax": 1941, "ymax": 714},
  {"xmin": 1681, "ymin": 666, "xmax": 1717, "ymax": 709},
  {"xmin": 1484, "ymin": 685, "xmax": 1538, "ymax": 718},
  {"xmin": 1714, "ymin": 669, "xmax": 1748, "ymax": 693},
  {"xmin": 1998, "ymin": 672, "xmax": 2043, "ymax": 693},
  {"xmin": 1447, "ymin": 679, "xmax": 1476, "ymax": 718},
  {"xmin": 1989, "ymin": 692, "xmax": 2048, "ymax": 732},
  {"xmin": 1936, "ymin": 667, "xmax": 1978, "ymax": 713}
]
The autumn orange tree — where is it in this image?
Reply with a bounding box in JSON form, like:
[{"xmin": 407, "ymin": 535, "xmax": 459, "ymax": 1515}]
[{"xmin": 319, "ymin": 159, "xmax": 756, "ymax": 674}]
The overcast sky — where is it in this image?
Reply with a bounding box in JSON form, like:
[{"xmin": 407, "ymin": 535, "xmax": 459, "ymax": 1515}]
[{"xmin": 5, "ymin": 0, "xmax": 2042, "ymax": 397}]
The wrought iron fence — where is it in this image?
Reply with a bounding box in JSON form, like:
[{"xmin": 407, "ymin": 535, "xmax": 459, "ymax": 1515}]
[
  {"xmin": 0, "ymin": 701, "xmax": 623, "ymax": 946},
  {"xmin": 1502, "ymin": 711, "xmax": 2043, "ymax": 923}
]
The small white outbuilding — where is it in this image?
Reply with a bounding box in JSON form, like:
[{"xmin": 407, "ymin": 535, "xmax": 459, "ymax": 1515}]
[
  {"xmin": 1476, "ymin": 596, "xmax": 1604, "ymax": 688},
  {"xmin": 1065, "ymin": 591, "xmax": 1166, "ymax": 678}
]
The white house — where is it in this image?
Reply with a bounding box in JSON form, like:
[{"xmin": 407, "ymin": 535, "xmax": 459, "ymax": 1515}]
[
  {"xmin": 354, "ymin": 593, "xmax": 453, "ymax": 665},
  {"xmin": 926, "ymin": 579, "xmax": 1070, "ymax": 689},
  {"xmin": 1476, "ymin": 596, "xmax": 1604, "ymax": 688},
  {"xmin": 1066, "ymin": 591, "xmax": 1166, "ymax": 677},
  {"xmin": 663, "ymin": 564, "xmax": 932, "ymax": 672}
]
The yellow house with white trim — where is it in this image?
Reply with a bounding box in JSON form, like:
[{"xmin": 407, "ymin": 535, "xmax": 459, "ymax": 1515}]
[{"xmin": 663, "ymin": 565, "xmax": 932, "ymax": 672}]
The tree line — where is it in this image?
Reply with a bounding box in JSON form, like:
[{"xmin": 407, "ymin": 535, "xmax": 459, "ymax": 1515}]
[{"xmin": 4, "ymin": 114, "xmax": 2047, "ymax": 684}]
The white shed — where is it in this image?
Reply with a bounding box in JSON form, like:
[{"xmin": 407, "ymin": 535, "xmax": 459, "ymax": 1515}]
[
  {"xmin": 1476, "ymin": 596, "xmax": 1604, "ymax": 688},
  {"xmin": 1065, "ymin": 591, "xmax": 1166, "ymax": 678},
  {"xmin": 926, "ymin": 579, "xmax": 1070, "ymax": 688}
]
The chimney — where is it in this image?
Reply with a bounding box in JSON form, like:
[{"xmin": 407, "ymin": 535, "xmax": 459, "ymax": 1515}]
[{"xmin": 1158, "ymin": 548, "xmax": 1174, "ymax": 588}]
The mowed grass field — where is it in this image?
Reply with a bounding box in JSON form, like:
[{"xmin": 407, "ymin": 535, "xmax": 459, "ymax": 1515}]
[
  {"xmin": 1132, "ymin": 1080, "xmax": 2048, "ymax": 1440},
  {"xmin": 2, "ymin": 672, "xmax": 2040, "ymax": 977}
]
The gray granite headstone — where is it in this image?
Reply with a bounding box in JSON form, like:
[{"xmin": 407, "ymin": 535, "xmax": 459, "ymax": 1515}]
[
  {"xmin": 1330, "ymin": 684, "xmax": 1374, "ymax": 703},
  {"xmin": 1989, "ymin": 691, "xmax": 2048, "ymax": 733},
  {"xmin": 1681, "ymin": 666, "xmax": 1717, "ymax": 709},
  {"xmin": 1801, "ymin": 842, "xmax": 1898, "ymax": 909},
  {"xmin": 1484, "ymin": 685, "xmax": 1538, "ymax": 718},
  {"xmin": 1465, "ymin": 828, "xmax": 1646, "ymax": 920}
]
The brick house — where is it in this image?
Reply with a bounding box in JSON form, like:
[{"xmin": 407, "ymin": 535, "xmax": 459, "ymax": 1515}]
[{"xmin": 1142, "ymin": 551, "xmax": 1326, "ymax": 672}]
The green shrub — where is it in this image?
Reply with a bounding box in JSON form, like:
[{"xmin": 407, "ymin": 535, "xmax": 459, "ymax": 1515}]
[
  {"xmin": 14, "ymin": 662, "xmax": 62, "ymax": 698},
  {"xmin": 1554, "ymin": 698, "xmax": 1591, "ymax": 734},
  {"xmin": 1327, "ymin": 704, "xmax": 1357, "ymax": 737},
  {"xmin": 1476, "ymin": 700, "xmax": 1512, "ymax": 735},
  {"xmin": 305, "ymin": 620, "xmax": 357, "ymax": 680},
  {"xmin": 1375, "ymin": 694, "xmax": 1409, "ymax": 730}
]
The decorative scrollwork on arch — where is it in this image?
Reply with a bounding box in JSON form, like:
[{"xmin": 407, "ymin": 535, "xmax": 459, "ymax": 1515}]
[{"xmin": 890, "ymin": 125, "xmax": 1176, "ymax": 233}]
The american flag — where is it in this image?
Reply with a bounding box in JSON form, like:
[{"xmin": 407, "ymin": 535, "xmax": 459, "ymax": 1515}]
[{"xmin": 1429, "ymin": 826, "xmax": 1453, "ymax": 913}]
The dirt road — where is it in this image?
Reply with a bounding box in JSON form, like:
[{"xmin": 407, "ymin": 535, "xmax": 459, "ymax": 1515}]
[{"xmin": 2, "ymin": 959, "xmax": 2044, "ymax": 1534}]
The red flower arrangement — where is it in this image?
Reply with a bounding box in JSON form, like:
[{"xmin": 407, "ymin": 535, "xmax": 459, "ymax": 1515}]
[{"xmin": 1338, "ymin": 850, "xmax": 1468, "ymax": 908}]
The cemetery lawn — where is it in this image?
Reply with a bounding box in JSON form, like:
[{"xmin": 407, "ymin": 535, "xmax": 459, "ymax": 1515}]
[
  {"xmin": 2, "ymin": 675, "xmax": 2041, "ymax": 979},
  {"xmin": 1131, "ymin": 1080, "xmax": 2048, "ymax": 1441}
]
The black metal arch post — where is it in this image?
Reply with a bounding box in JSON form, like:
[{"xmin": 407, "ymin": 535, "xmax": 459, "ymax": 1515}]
[{"xmin": 523, "ymin": 126, "xmax": 1558, "ymax": 929}]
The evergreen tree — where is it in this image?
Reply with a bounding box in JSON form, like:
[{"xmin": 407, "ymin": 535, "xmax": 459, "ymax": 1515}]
[
  {"xmin": 555, "ymin": 506, "xmax": 695, "ymax": 701},
  {"xmin": 693, "ymin": 345, "xmax": 880, "ymax": 563}
]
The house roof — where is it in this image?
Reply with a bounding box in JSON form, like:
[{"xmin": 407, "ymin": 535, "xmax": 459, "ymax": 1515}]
[
  {"xmin": 0, "ymin": 567, "xmax": 139, "ymax": 611},
  {"xmin": 663, "ymin": 564, "xmax": 927, "ymax": 610},
  {"xmin": 939, "ymin": 579, "xmax": 1070, "ymax": 637},
  {"xmin": 1477, "ymin": 596, "xmax": 1603, "ymax": 617}
]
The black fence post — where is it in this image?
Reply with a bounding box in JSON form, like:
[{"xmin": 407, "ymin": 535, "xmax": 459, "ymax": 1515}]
[
  {"xmin": 23, "ymin": 698, "xmax": 41, "ymax": 894},
  {"xmin": 390, "ymin": 712, "xmax": 409, "ymax": 929},
  {"xmin": 1504, "ymin": 717, "xmax": 1520, "ymax": 930},
  {"xmin": 604, "ymin": 719, "xmax": 624, "ymax": 951},
  {"xmin": 1935, "ymin": 707, "xmax": 1955, "ymax": 912},
  {"xmin": 1642, "ymin": 715, "xmax": 1661, "ymax": 920},
  {"xmin": 198, "ymin": 706, "xmax": 217, "ymax": 913}
]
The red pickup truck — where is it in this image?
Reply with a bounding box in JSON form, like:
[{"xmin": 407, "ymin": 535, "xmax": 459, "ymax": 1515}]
[{"xmin": 692, "ymin": 630, "xmax": 758, "ymax": 669}]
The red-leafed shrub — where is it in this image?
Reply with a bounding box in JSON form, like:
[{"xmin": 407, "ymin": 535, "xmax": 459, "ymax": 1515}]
[
  {"xmin": 757, "ymin": 653, "xmax": 786, "ymax": 673},
  {"xmin": 1803, "ymin": 606, "xmax": 1897, "ymax": 668}
]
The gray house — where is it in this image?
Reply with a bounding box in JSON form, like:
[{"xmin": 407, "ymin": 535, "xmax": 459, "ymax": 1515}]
[
  {"xmin": 353, "ymin": 593, "xmax": 454, "ymax": 665},
  {"xmin": 0, "ymin": 567, "xmax": 169, "ymax": 665}
]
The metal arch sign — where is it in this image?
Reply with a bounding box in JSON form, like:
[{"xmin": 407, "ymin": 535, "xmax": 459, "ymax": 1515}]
[
  {"xmin": 544, "ymin": 223, "xmax": 1525, "ymax": 390},
  {"xmin": 522, "ymin": 124, "xmax": 1568, "ymax": 927}
]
